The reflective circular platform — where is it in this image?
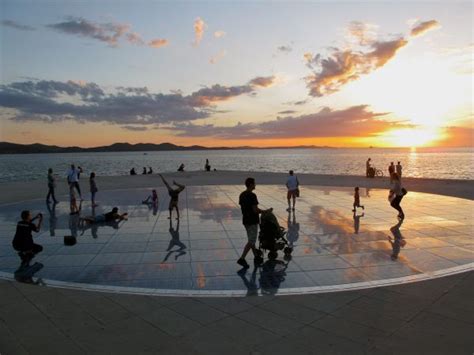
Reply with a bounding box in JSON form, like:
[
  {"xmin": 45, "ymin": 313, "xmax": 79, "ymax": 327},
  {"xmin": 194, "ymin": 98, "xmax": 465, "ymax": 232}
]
[{"xmin": 0, "ymin": 185, "xmax": 472, "ymax": 296}]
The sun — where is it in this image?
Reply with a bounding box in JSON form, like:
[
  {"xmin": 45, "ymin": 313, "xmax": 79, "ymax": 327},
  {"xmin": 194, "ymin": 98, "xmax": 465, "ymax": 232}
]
[{"xmin": 379, "ymin": 127, "xmax": 440, "ymax": 147}]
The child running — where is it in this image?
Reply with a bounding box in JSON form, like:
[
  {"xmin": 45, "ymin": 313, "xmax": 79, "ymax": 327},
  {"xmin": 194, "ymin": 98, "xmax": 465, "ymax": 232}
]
[
  {"xmin": 159, "ymin": 174, "xmax": 185, "ymax": 220},
  {"xmin": 352, "ymin": 187, "xmax": 364, "ymax": 212}
]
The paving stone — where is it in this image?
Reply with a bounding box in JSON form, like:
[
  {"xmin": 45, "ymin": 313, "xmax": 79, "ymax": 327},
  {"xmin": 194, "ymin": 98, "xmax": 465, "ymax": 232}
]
[
  {"xmin": 141, "ymin": 307, "xmax": 202, "ymax": 336},
  {"xmin": 258, "ymin": 297, "xmax": 327, "ymax": 324},
  {"xmin": 235, "ymin": 306, "xmax": 304, "ymax": 336},
  {"xmin": 166, "ymin": 298, "xmax": 228, "ymax": 325}
]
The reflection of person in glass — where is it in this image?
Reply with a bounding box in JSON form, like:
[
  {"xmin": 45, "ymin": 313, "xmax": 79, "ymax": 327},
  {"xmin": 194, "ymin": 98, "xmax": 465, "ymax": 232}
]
[
  {"xmin": 259, "ymin": 259, "xmax": 289, "ymax": 295},
  {"xmin": 69, "ymin": 201, "xmax": 82, "ymax": 238},
  {"xmin": 353, "ymin": 210, "xmax": 364, "ymax": 234},
  {"xmin": 46, "ymin": 201, "xmax": 57, "ymax": 236},
  {"xmin": 162, "ymin": 219, "xmax": 187, "ymax": 262},
  {"xmin": 388, "ymin": 220, "xmax": 406, "ymax": 260},
  {"xmin": 237, "ymin": 267, "xmax": 258, "ymax": 296},
  {"xmin": 286, "ymin": 211, "xmax": 299, "ymax": 251}
]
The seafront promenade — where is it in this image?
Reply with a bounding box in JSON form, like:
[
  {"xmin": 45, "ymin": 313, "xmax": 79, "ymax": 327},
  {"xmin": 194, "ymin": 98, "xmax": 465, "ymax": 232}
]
[{"xmin": 0, "ymin": 171, "xmax": 473, "ymax": 354}]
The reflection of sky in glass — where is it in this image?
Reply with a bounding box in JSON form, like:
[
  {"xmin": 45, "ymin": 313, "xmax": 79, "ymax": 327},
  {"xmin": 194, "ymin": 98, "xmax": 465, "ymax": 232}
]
[{"xmin": 0, "ymin": 185, "xmax": 472, "ymax": 296}]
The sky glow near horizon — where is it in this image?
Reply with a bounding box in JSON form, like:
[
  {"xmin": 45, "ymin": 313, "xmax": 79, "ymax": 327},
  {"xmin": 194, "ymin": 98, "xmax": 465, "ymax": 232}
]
[{"xmin": 0, "ymin": 0, "xmax": 472, "ymax": 148}]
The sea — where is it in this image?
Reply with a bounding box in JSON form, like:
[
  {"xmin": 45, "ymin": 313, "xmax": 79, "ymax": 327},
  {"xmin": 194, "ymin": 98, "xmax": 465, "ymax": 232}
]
[{"xmin": 0, "ymin": 147, "xmax": 472, "ymax": 183}]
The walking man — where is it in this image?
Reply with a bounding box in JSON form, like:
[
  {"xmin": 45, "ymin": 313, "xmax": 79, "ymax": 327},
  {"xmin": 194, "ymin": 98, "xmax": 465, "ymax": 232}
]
[
  {"xmin": 388, "ymin": 162, "xmax": 395, "ymax": 183},
  {"xmin": 396, "ymin": 161, "xmax": 402, "ymax": 179},
  {"xmin": 286, "ymin": 170, "xmax": 299, "ymax": 212},
  {"xmin": 366, "ymin": 158, "xmax": 371, "ymax": 177},
  {"xmin": 46, "ymin": 168, "xmax": 58, "ymax": 204},
  {"xmin": 237, "ymin": 177, "xmax": 272, "ymax": 269},
  {"xmin": 67, "ymin": 164, "xmax": 83, "ymax": 200}
]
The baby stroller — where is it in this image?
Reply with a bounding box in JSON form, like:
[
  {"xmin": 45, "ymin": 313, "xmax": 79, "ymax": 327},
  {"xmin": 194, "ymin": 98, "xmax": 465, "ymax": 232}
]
[{"xmin": 255, "ymin": 210, "xmax": 292, "ymax": 264}]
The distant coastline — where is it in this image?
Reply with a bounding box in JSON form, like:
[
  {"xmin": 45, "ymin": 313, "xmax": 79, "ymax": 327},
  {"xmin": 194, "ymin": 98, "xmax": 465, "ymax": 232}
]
[{"xmin": 0, "ymin": 142, "xmax": 333, "ymax": 154}]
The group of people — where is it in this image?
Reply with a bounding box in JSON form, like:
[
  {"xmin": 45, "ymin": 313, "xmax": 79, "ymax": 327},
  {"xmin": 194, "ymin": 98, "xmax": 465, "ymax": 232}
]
[{"xmin": 14, "ymin": 160, "xmax": 407, "ymax": 270}]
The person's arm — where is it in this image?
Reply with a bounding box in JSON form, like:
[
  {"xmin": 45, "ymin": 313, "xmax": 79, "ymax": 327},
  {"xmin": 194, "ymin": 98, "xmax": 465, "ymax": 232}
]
[
  {"xmin": 253, "ymin": 205, "xmax": 272, "ymax": 214},
  {"xmin": 33, "ymin": 213, "xmax": 43, "ymax": 232},
  {"xmin": 296, "ymin": 176, "xmax": 299, "ymax": 187},
  {"xmin": 119, "ymin": 213, "xmax": 128, "ymax": 220}
]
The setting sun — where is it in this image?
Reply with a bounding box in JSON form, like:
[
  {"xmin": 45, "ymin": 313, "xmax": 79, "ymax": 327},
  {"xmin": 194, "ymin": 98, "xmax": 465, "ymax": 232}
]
[{"xmin": 379, "ymin": 127, "xmax": 441, "ymax": 147}]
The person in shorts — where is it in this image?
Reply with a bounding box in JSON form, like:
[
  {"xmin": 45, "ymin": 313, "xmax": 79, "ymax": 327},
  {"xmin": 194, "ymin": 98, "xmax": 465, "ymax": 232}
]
[
  {"xmin": 237, "ymin": 177, "xmax": 272, "ymax": 269},
  {"xmin": 286, "ymin": 170, "xmax": 299, "ymax": 212},
  {"xmin": 159, "ymin": 174, "xmax": 185, "ymax": 220},
  {"xmin": 12, "ymin": 210, "xmax": 43, "ymax": 267}
]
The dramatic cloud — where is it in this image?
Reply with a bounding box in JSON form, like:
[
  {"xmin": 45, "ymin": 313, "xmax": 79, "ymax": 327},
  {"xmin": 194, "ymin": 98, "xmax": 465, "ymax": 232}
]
[
  {"xmin": 46, "ymin": 16, "xmax": 168, "ymax": 49},
  {"xmin": 2, "ymin": 20, "xmax": 35, "ymax": 31},
  {"xmin": 47, "ymin": 17, "xmax": 130, "ymax": 46},
  {"xmin": 193, "ymin": 17, "xmax": 206, "ymax": 46},
  {"xmin": 410, "ymin": 20, "xmax": 440, "ymax": 37},
  {"xmin": 305, "ymin": 20, "xmax": 438, "ymax": 97},
  {"xmin": 209, "ymin": 50, "xmax": 227, "ymax": 64},
  {"xmin": 277, "ymin": 45, "xmax": 292, "ymax": 53},
  {"xmin": 0, "ymin": 76, "xmax": 274, "ymax": 126},
  {"xmin": 148, "ymin": 38, "xmax": 169, "ymax": 48},
  {"xmin": 171, "ymin": 105, "xmax": 410, "ymax": 139},
  {"xmin": 214, "ymin": 30, "xmax": 226, "ymax": 38}
]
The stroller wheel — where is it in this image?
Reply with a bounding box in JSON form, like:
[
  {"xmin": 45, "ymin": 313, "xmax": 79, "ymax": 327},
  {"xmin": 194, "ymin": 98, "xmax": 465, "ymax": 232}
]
[
  {"xmin": 283, "ymin": 254, "xmax": 292, "ymax": 261},
  {"xmin": 284, "ymin": 247, "xmax": 293, "ymax": 255},
  {"xmin": 268, "ymin": 251, "xmax": 278, "ymax": 260},
  {"xmin": 255, "ymin": 249, "xmax": 263, "ymax": 258}
]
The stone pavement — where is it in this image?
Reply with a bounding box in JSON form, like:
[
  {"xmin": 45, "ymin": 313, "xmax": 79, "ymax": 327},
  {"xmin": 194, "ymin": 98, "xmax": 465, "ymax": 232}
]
[{"xmin": 1, "ymin": 271, "xmax": 473, "ymax": 354}]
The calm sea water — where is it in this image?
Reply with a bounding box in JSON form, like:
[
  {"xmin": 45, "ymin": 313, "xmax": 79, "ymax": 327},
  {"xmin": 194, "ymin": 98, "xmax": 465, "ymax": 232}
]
[{"xmin": 0, "ymin": 147, "xmax": 472, "ymax": 182}]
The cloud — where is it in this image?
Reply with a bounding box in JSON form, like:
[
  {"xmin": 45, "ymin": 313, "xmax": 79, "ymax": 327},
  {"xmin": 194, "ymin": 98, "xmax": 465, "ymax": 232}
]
[
  {"xmin": 248, "ymin": 76, "xmax": 276, "ymax": 88},
  {"xmin": 214, "ymin": 30, "xmax": 226, "ymax": 38},
  {"xmin": 126, "ymin": 32, "xmax": 145, "ymax": 45},
  {"xmin": 170, "ymin": 105, "xmax": 410, "ymax": 139},
  {"xmin": 47, "ymin": 17, "xmax": 130, "ymax": 47},
  {"xmin": 47, "ymin": 16, "xmax": 168, "ymax": 49},
  {"xmin": 410, "ymin": 20, "xmax": 440, "ymax": 37},
  {"xmin": 0, "ymin": 76, "xmax": 273, "ymax": 126},
  {"xmin": 2, "ymin": 20, "xmax": 35, "ymax": 31},
  {"xmin": 193, "ymin": 17, "xmax": 206, "ymax": 46},
  {"xmin": 121, "ymin": 125, "xmax": 149, "ymax": 131},
  {"xmin": 209, "ymin": 50, "xmax": 227, "ymax": 64},
  {"xmin": 278, "ymin": 110, "xmax": 297, "ymax": 115},
  {"xmin": 346, "ymin": 21, "xmax": 378, "ymax": 46},
  {"xmin": 148, "ymin": 38, "xmax": 169, "ymax": 48},
  {"xmin": 277, "ymin": 45, "xmax": 292, "ymax": 53},
  {"xmin": 305, "ymin": 20, "xmax": 438, "ymax": 97}
]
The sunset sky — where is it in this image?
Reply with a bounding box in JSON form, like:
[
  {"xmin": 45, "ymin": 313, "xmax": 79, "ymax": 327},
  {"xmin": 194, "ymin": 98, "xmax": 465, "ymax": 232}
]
[{"xmin": 0, "ymin": 0, "xmax": 472, "ymax": 148}]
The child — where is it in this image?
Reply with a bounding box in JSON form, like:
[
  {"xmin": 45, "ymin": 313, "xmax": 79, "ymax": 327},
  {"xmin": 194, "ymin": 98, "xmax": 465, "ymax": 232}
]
[
  {"xmin": 90, "ymin": 172, "xmax": 98, "ymax": 207},
  {"xmin": 69, "ymin": 186, "xmax": 80, "ymax": 215},
  {"xmin": 12, "ymin": 210, "xmax": 43, "ymax": 267},
  {"xmin": 352, "ymin": 187, "xmax": 364, "ymax": 212},
  {"xmin": 142, "ymin": 189, "xmax": 158, "ymax": 204}
]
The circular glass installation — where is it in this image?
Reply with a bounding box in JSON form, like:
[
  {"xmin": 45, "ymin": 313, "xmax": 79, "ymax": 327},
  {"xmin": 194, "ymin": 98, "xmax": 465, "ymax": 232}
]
[{"xmin": 0, "ymin": 186, "xmax": 472, "ymax": 296}]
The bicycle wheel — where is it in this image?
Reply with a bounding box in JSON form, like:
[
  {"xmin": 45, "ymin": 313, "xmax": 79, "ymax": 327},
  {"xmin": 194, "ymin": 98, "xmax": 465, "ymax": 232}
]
[{"xmin": 375, "ymin": 169, "xmax": 384, "ymax": 177}]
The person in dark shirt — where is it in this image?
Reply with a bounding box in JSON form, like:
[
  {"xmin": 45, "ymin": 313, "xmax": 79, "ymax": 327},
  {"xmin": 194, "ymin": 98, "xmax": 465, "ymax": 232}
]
[
  {"xmin": 142, "ymin": 167, "xmax": 147, "ymax": 175},
  {"xmin": 80, "ymin": 207, "xmax": 128, "ymax": 225},
  {"xmin": 237, "ymin": 177, "xmax": 272, "ymax": 269},
  {"xmin": 148, "ymin": 167, "xmax": 153, "ymax": 174},
  {"xmin": 159, "ymin": 174, "xmax": 185, "ymax": 220},
  {"xmin": 130, "ymin": 168, "xmax": 137, "ymax": 175},
  {"xmin": 177, "ymin": 163, "xmax": 185, "ymax": 172},
  {"xmin": 12, "ymin": 210, "xmax": 43, "ymax": 266}
]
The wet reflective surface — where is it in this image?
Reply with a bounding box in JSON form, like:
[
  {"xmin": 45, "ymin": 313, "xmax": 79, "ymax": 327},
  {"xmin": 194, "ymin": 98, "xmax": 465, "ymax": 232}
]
[{"xmin": 0, "ymin": 185, "xmax": 472, "ymax": 296}]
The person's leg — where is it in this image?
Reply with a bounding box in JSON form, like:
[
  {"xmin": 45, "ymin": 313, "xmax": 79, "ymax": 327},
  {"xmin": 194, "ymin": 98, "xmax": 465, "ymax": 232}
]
[
  {"xmin": 75, "ymin": 182, "xmax": 82, "ymax": 198},
  {"xmin": 91, "ymin": 191, "xmax": 95, "ymax": 205},
  {"xmin": 32, "ymin": 244, "xmax": 43, "ymax": 256},
  {"xmin": 51, "ymin": 187, "xmax": 58, "ymax": 203},
  {"xmin": 287, "ymin": 190, "xmax": 291, "ymax": 211},
  {"xmin": 352, "ymin": 203, "xmax": 356, "ymax": 212},
  {"xmin": 46, "ymin": 188, "xmax": 52, "ymax": 202},
  {"xmin": 390, "ymin": 196, "xmax": 403, "ymax": 217},
  {"xmin": 175, "ymin": 205, "xmax": 180, "ymax": 220},
  {"xmin": 292, "ymin": 193, "xmax": 296, "ymax": 210}
]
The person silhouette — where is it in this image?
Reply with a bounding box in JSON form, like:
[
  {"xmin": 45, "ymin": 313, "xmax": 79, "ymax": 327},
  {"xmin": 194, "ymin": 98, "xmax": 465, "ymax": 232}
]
[
  {"xmin": 353, "ymin": 210, "xmax": 364, "ymax": 234},
  {"xmin": 388, "ymin": 219, "xmax": 406, "ymax": 260},
  {"xmin": 162, "ymin": 219, "xmax": 187, "ymax": 262}
]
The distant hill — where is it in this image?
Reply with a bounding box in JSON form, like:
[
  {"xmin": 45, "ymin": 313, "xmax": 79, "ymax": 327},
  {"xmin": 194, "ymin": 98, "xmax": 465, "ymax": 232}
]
[{"xmin": 0, "ymin": 142, "xmax": 332, "ymax": 154}]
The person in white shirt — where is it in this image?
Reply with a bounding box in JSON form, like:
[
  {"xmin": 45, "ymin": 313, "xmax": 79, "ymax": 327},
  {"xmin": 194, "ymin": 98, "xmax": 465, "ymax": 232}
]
[
  {"xmin": 286, "ymin": 170, "xmax": 299, "ymax": 212},
  {"xmin": 67, "ymin": 164, "xmax": 83, "ymax": 200}
]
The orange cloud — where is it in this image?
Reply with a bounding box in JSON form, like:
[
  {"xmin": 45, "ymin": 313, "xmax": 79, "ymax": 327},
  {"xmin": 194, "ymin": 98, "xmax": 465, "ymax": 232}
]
[
  {"xmin": 248, "ymin": 75, "xmax": 276, "ymax": 88},
  {"xmin": 148, "ymin": 38, "xmax": 169, "ymax": 48},
  {"xmin": 410, "ymin": 20, "xmax": 440, "ymax": 37},
  {"xmin": 193, "ymin": 17, "xmax": 206, "ymax": 46},
  {"xmin": 209, "ymin": 50, "xmax": 226, "ymax": 64}
]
